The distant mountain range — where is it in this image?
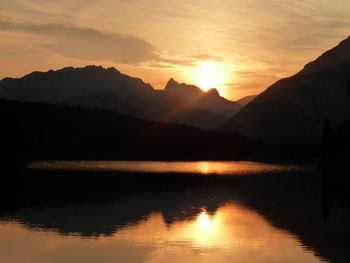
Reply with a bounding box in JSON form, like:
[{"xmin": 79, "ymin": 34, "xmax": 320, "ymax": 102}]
[
  {"xmin": 0, "ymin": 66, "xmax": 248, "ymax": 129},
  {"xmin": 223, "ymin": 36, "xmax": 350, "ymax": 141},
  {"xmin": 2, "ymin": 37, "xmax": 349, "ymax": 141},
  {"xmin": 163, "ymin": 78, "xmax": 242, "ymax": 116}
]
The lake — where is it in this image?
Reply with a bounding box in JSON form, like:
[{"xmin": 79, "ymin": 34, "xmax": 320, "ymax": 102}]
[
  {"xmin": 28, "ymin": 160, "xmax": 305, "ymax": 174},
  {"xmin": 0, "ymin": 202, "xmax": 324, "ymax": 263},
  {"xmin": 1, "ymin": 161, "xmax": 348, "ymax": 263}
]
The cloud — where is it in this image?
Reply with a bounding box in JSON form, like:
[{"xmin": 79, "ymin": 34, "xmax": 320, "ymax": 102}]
[
  {"xmin": 147, "ymin": 53, "xmax": 230, "ymax": 69},
  {"xmin": 146, "ymin": 62, "xmax": 177, "ymax": 69},
  {"xmin": 0, "ymin": 20, "xmax": 159, "ymax": 64},
  {"xmin": 145, "ymin": 56, "xmax": 197, "ymax": 69},
  {"xmin": 159, "ymin": 57, "xmax": 196, "ymax": 67},
  {"xmin": 191, "ymin": 54, "xmax": 223, "ymax": 62}
]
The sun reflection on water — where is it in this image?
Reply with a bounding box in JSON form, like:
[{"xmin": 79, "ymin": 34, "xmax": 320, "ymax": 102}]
[
  {"xmin": 190, "ymin": 209, "xmax": 224, "ymax": 248},
  {"xmin": 111, "ymin": 203, "xmax": 323, "ymax": 263},
  {"xmin": 0, "ymin": 203, "xmax": 324, "ymax": 263},
  {"xmin": 197, "ymin": 211, "xmax": 212, "ymax": 230},
  {"xmin": 199, "ymin": 162, "xmax": 210, "ymax": 174},
  {"xmin": 29, "ymin": 160, "xmax": 304, "ymax": 175}
]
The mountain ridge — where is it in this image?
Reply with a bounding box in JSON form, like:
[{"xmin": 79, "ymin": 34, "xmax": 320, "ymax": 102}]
[
  {"xmin": 223, "ymin": 36, "xmax": 350, "ymax": 141},
  {"xmin": 163, "ymin": 77, "xmax": 241, "ymax": 116},
  {"xmin": 299, "ymin": 36, "xmax": 350, "ymax": 75},
  {"xmin": 0, "ymin": 65, "xmax": 237, "ymax": 129}
]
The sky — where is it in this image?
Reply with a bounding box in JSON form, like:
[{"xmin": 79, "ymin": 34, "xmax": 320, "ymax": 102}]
[{"xmin": 0, "ymin": 0, "xmax": 350, "ymax": 100}]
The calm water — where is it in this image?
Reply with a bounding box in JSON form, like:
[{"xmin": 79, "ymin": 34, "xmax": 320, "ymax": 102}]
[
  {"xmin": 1, "ymin": 161, "xmax": 349, "ymax": 263},
  {"xmin": 0, "ymin": 202, "xmax": 324, "ymax": 263},
  {"xmin": 28, "ymin": 160, "xmax": 305, "ymax": 174}
]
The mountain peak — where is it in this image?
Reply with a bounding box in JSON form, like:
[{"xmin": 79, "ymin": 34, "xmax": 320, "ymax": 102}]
[
  {"xmin": 338, "ymin": 35, "xmax": 350, "ymax": 46},
  {"xmin": 60, "ymin": 66, "xmax": 75, "ymax": 72},
  {"xmin": 164, "ymin": 78, "xmax": 202, "ymax": 94},
  {"xmin": 0, "ymin": 64, "xmax": 155, "ymax": 103},
  {"xmin": 52, "ymin": 65, "xmax": 121, "ymax": 74},
  {"xmin": 206, "ymin": 88, "xmax": 220, "ymax": 97},
  {"xmin": 80, "ymin": 65, "xmax": 104, "ymax": 71},
  {"xmin": 107, "ymin": 67, "xmax": 120, "ymax": 73},
  {"xmin": 165, "ymin": 78, "xmax": 180, "ymax": 88}
]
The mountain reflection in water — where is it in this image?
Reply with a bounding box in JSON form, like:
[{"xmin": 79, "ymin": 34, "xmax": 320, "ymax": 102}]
[
  {"xmin": 0, "ymin": 165, "xmax": 349, "ymax": 263},
  {"xmin": 0, "ymin": 202, "xmax": 323, "ymax": 263}
]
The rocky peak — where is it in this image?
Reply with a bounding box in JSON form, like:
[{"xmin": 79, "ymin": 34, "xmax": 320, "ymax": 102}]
[
  {"xmin": 206, "ymin": 88, "xmax": 220, "ymax": 97},
  {"xmin": 165, "ymin": 78, "xmax": 180, "ymax": 89},
  {"xmin": 164, "ymin": 78, "xmax": 202, "ymax": 95}
]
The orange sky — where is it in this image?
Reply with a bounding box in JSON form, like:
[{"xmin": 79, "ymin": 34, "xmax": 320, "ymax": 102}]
[{"xmin": 1, "ymin": 0, "xmax": 350, "ymax": 100}]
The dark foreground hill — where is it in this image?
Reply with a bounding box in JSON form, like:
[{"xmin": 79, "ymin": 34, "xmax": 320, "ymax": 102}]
[
  {"xmin": 0, "ymin": 99, "xmax": 318, "ymax": 167},
  {"xmin": 223, "ymin": 36, "xmax": 350, "ymax": 141}
]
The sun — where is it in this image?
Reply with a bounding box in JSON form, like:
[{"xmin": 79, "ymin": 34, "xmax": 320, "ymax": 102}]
[{"xmin": 189, "ymin": 61, "xmax": 230, "ymax": 94}]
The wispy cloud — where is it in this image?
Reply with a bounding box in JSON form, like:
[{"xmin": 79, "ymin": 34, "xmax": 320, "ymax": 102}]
[
  {"xmin": 0, "ymin": 20, "xmax": 159, "ymax": 64},
  {"xmin": 192, "ymin": 54, "xmax": 223, "ymax": 62}
]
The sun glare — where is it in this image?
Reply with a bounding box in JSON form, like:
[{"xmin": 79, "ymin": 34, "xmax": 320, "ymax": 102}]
[
  {"xmin": 189, "ymin": 61, "xmax": 231, "ymax": 95},
  {"xmin": 197, "ymin": 211, "xmax": 212, "ymax": 230}
]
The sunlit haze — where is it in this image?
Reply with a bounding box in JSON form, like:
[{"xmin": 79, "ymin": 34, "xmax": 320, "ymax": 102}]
[
  {"xmin": 1, "ymin": 0, "xmax": 350, "ymax": 99},
  {"xmin": 186, "ymin": 61, "xmax": 232, "ymax": 95}
]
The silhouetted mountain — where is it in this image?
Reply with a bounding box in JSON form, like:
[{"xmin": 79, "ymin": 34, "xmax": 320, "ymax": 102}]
[
  {"xmin": 0, "ymin": 66, "xmax": 227, "ymax": 129},
  {"xmin": 163, "ymin": 78, "xmax": 241, "ymax": 116},
  {"xmin": 64, "ymin": 92, "xmax": 140, "ymax": 117},
  {"xmin": 299, "ymin": 37, "xmax": 350, "ymax": 75},
  {"xmin": 129, "ymin": 90, "xmax": 227, "ymax": 129},
  {"xmin": 0, "ymin": 99, "xmax": 247, "ymax": 162},
  {"xmin": 0, "ymin": 66, "xmax": 153, "ymax": 103},
  {"xmin": 235, "ymin": 95, "xmax": 257, "ymax": 106},
  {"xmin": 0, "ymin": 99, "xmax": 318, "ymax": 165},
  {"xmin": 223, "ymin": 36, "xmax": 350, "ymax": 141}
]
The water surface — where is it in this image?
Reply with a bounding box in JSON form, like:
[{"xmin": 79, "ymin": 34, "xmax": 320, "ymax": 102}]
[
  {"xmin": 29, "ymin": 160, "xmax": 304, "ymax": 175},
  {"xmin": 0, "ymin": 201, "xmax": 325, "ymax": 263},
  {"xmin": 2, "ymin": 162, "xmax": 348, "ymax": 263}
]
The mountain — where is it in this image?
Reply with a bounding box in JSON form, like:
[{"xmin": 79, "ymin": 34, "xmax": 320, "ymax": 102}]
[
  {"xmin": 235, "ymin": 95, "xmax": 257, "ymax": 106},
  {"xmin": 0, "ymin": 66, "xmax": 154, "ymax": 103},
  {"xmin": 223, "ymin": 36, "xmax": 350, "ymax": 141},
  {"xmin": 0, "ymin": 99, "xmax": 317, "ymax": 168},
  {"xmin": 163, "ymin": 78, "xmax": 241, "ymax": 116},
  {"xmin": 0, "ymin": 65, "xmax": 227, "ymax": 129},
  {"xmin": 0, "ymin": 99, "xmax": 257, "ymax": 163},
  {"xmin": 63, "ymin": 92, "xmax": 140, "ymax": 117}
]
